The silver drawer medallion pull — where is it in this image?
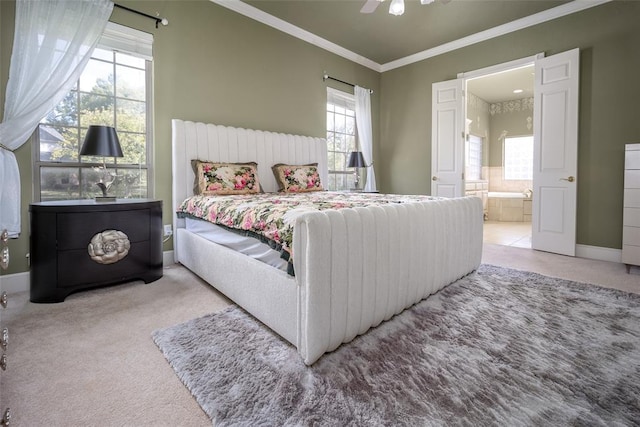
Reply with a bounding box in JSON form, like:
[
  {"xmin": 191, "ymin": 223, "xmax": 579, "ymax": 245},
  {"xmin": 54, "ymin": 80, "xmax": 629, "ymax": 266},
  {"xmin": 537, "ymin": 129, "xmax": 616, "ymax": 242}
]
[
  {"xmin": 1, "ymin": 408, "xmax": 10, "ymax": 426},
  {"xmin": 0, "ymin": 328, "xmax": 7, "ymax": 351},
  {"xmin": 1, "ymin": 229, "xmax": 8, "ymax": 271},
  {"xmin": 0, "ymin": 293, "xmax": 6, "ymax": 309},
  {"xmin": 0, "ymin": 353, "xmax": 6, "ymax": 371},
  {"xmin": 88, "ymin": 230, "xmax": 131, "ymax": 265}
]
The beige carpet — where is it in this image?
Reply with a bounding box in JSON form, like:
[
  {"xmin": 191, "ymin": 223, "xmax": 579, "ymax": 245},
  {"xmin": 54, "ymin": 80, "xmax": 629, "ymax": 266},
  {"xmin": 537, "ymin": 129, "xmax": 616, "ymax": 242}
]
[{"xmin": 1, "ymin": 243, "xmax": 639, "ymax": 426}]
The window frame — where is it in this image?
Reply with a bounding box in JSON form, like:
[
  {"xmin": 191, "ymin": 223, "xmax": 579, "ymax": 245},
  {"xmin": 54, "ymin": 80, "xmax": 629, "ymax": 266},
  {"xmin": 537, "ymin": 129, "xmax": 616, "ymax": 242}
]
[
  {"xmin": 503, "ymin": 134, "xmax": 534, "ymax": 181},
  {"xmin": 326, "ymin": 87, "xmax": 357, "ymax": 191},
  {"xmin": 465, "ymin": 134, "xmax": 483, "ymax": 181},
  {"xmin": 33, "ymin": 23, "xmax": 154, "ymax": 202}
]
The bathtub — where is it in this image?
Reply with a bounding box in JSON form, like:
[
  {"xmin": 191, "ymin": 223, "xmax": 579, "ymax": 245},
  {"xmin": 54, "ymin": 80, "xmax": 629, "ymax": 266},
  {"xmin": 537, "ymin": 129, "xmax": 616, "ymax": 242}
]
[
  {"xmin": 488, "ymin": 192, "xmax": 529, "ymax": 199},
  {"xmin": 487, "ymin": 192, "xmax": 532, "ymax": 222}
]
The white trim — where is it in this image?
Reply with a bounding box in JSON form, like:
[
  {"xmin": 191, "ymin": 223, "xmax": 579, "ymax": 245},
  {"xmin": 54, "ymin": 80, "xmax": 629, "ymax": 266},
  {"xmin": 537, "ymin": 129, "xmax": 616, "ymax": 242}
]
[
  {"xmin": 0, "ymin": 272, "xmax": 29, "ymax": 295},
  {"xmin": 163, "ymin": 250, "xmax": 175, "ymax": 267},
  {"xmin": 99, "ymin": 22, "xmax": 153, "ymax": 61},
  {"xmin": 210, "ymin": 0, "xmax": 611, "ymax": 73},
  {"xmin": 380, "ymin": 0, "xmax": 610, "ymax": 72},
  {"xmin": 0, "ymin": 247, "xmax": 624, "ymax": 295},
  {"xmin": 209, "ymin": 0, "xmax": 382, "ymax": 72},
  {"xmin": 0, "ymin": 251, "xmax": 176, "ymax": 296},
  {"xmin": 457, "ymin": 53, "xmax": 544, "ymax": 80},
  {"xmin": 576, "ymin": 244, "xmax": 622, "ymax": 264}
]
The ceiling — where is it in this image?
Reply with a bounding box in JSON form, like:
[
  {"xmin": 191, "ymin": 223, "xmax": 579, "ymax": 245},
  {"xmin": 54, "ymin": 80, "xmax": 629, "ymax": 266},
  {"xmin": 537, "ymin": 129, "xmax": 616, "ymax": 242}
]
[
  {"xmin": 220, "ymin": 1, "xmax": 606, "ymax": 102},
  {"xmin": 241, "ymin": 0, "xmax": 569, "ymax": 65},
  {"xmin": 467, "ymin": 65, "xmax": 535, "ymax": 103}
]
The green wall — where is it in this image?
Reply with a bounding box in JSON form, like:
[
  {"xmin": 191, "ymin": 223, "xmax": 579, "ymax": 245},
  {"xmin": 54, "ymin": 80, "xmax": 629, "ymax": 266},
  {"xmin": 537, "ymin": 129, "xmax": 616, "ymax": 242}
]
[
  {"xmin": 0, "ymin": 0, "xmax": 380, "ymax": 275},
  {"xmin": 379, "ymin": 1, "xmax": 640, "ymax": 249},
  {"xmin": 2, "ymin": 0, "xmax": 639, "ymax": 276}
]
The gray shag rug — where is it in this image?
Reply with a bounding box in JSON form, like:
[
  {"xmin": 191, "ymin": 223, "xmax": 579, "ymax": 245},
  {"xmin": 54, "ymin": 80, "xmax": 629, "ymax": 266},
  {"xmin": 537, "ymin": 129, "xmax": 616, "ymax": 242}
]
[{"xmin": 152, "ymin": 265, "xmax": 640, "ymax": 426}]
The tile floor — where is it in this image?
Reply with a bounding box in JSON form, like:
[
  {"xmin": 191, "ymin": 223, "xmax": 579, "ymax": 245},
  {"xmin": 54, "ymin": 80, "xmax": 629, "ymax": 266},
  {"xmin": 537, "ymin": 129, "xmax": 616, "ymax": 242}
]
[{"xmin": 483, "ymin": 220, "xmax": 531, "ymax": 248}]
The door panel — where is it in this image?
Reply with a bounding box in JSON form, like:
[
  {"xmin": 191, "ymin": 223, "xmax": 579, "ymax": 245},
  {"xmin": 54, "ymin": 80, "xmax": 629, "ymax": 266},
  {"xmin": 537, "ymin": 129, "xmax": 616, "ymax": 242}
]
[
  {"xmin": 532, "ymin": 48, "xmax": 579, "ymax": 256},
  {"xmin": 431, "ymin": 79, "xmax": 464, "ymax": 197}
]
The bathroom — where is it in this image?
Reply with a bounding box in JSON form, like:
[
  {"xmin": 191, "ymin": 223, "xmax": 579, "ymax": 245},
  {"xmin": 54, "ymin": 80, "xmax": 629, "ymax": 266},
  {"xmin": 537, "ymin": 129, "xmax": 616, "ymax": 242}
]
[{"xmin": 464, "ymin": 66, "xmax": 534, "ymax": 247}]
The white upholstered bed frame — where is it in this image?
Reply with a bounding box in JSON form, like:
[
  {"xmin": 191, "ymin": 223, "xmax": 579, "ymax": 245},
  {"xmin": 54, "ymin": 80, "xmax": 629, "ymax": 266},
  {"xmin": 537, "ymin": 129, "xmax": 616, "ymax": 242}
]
[{"xmin": 172, "ymin": 119, "xmax": 483, "ymax": 365}]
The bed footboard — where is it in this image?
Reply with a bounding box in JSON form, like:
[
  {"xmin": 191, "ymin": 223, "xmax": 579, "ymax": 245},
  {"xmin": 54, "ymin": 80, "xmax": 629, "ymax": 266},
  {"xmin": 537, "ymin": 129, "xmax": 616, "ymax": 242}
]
[{"xmin": 293, "ymin": 196, "xmax": 483, "ymax": 365}]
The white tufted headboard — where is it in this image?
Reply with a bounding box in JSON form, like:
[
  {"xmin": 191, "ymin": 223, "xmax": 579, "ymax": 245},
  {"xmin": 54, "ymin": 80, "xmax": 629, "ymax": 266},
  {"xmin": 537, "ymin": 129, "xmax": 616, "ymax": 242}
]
[{"xmin": 172, "ymin": 119, "xmax": 328, "ymax": 230}]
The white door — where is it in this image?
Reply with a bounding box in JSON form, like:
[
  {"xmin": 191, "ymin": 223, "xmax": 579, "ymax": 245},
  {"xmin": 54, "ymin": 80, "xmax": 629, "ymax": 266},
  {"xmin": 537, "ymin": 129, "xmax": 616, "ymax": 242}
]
[
  {"xmin": 431, "ymin": 79, "xmax": 464, "ymax": 197},
  {"xmin": 532, "ymin": 48, "xmax": 580, "ymax": 256}
]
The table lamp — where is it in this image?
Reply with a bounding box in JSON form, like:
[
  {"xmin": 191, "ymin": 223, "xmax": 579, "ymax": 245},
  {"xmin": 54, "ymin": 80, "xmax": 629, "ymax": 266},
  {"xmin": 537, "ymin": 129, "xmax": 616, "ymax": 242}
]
[
  {"xmin": 347, "ymin": 151, "xmax": 366, "ymax": 191},
  {"xmin": 80, "ymin": 125, "xmax": 123, "ymax": 202}
]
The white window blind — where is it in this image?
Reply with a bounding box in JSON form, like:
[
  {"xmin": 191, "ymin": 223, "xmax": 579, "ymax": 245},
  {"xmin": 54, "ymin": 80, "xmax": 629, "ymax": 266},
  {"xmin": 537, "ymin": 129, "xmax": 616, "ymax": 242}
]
[{"xmin": 98, "ymin": 22, "xmax": 153, "ymax": 61}]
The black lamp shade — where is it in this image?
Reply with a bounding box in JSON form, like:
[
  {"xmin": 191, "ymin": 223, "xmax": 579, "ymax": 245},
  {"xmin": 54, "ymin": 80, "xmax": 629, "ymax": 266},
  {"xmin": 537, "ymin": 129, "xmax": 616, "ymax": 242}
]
[
  {"xmin": 80, "ymin": 125, "xmax": 123, "ymax": 157},
  {"xmin": 347, "ymin": 151, "xmax": 366, "ymax": 168}
]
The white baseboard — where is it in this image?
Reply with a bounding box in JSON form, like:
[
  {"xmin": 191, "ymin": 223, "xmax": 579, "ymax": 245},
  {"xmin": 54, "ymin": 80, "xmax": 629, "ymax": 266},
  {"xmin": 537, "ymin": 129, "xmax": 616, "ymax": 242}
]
[
  {"xmin": 1, "ymin": 250, "xmax": 177, "ymax": 295},
  {"xmin": 576, "ymin": 244, "xmax": 622, "ymax": 263},
  {"xmin": 0, "ymin": 271, "xmax": 30, "ymax": 295},
  {"xmin": 0, "ymin": 247, "xmax": 623, "ymax": 296},
  {"xmin": 163, "ymin": 250, "xmax": 175, "ymax": 267}
]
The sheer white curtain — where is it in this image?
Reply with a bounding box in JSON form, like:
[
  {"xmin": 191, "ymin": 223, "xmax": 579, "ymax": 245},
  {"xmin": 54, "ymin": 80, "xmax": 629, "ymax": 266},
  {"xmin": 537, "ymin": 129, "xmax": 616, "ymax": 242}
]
[
  {"xmin": 0, "ymin": 0, "xmax": 113, "ymax": 237},
  {"xmin": 354, "ymin": 86, "xmax": 377, "ymax": 193}
]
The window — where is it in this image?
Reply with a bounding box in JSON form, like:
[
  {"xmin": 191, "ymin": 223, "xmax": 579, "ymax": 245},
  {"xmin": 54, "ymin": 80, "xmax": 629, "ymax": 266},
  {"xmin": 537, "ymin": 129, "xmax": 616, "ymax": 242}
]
[
  {"xmin": 504, "ymin": 135, "xmax": 533, "ymax": 180},
  {"xmin": 326, "ymin": 88, "xmax": 357, "ymax": 191},
  {"xmin": 465, "ymin": 134, "xmax": 483, "ymax": 181},
  {"xmin": 35, "ymin": 23, "xmax": 153, "ymax": 201}
]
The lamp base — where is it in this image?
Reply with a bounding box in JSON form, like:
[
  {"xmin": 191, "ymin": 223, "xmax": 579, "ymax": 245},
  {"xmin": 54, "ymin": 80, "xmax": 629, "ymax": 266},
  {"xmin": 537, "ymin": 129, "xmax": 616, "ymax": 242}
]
[{"xmin": 94, "ymin": 196, "xmax": 117, "ymax": 203}]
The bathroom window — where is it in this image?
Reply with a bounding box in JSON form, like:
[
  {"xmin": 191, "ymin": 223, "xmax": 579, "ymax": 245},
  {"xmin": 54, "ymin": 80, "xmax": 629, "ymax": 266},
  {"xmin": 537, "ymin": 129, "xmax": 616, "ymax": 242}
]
[
  {"xmin": 466, "ymin": 134, "xmax": 483, "ymax": 181},
  {"xmin": 504, "ymin": 136, "xmax": 533, "ymax": 180}
]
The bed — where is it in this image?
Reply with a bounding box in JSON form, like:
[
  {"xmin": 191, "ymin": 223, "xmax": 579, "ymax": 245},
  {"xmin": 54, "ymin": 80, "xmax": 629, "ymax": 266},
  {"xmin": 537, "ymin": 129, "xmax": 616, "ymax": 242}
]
[{"xmin": 172, "ymin": 119, "xmax": 483, "ymax": 365}]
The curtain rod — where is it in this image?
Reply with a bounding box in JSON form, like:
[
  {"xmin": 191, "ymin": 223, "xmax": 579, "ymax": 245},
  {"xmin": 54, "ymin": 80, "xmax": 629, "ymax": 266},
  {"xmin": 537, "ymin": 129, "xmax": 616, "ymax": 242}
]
[
  {"xmin": 323, "ymin": 73, "xmax": 373, "ymax": 94},
  {"xmin": 114, "ymin": 3, "xmax": 169, "ymax": 28}
]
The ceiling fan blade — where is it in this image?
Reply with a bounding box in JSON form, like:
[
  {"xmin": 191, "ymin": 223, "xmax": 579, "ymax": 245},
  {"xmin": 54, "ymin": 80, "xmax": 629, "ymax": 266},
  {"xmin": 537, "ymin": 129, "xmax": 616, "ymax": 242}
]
[{"xmin": 360, "ymin": 0, "xmax": 382, "ymax": 14}]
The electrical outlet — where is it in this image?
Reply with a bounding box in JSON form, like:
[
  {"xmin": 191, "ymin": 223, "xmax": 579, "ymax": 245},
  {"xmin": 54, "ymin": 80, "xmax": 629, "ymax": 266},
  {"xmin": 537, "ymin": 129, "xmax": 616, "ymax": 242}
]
[{"xmin": 163, "ymin": 224, "xmax": 173, "ymax": 236}]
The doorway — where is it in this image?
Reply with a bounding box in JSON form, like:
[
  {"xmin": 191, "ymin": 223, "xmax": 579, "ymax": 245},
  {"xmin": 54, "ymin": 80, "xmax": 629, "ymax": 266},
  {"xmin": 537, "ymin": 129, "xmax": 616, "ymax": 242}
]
[
  {"xmin": 465, "ymin": 65, "xmax": 535, "ymax": 248},
  {"xmin": 431, "ymin": 49, "xmax": 579, "ymax": 256}
]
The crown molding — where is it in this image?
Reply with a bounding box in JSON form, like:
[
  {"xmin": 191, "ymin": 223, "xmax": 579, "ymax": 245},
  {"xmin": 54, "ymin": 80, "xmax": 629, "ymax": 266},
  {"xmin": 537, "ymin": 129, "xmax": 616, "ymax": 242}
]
[
  {"xmin": 381, "ymin": 0, "xmax": 611, "ymax": 72},
  {"xmin": 211, "ymin": 0, "xmax": 612, "ymax": 74},
  {"xmin": 209, "ymin": 0, "xmax": 383, "ymax": 72}
]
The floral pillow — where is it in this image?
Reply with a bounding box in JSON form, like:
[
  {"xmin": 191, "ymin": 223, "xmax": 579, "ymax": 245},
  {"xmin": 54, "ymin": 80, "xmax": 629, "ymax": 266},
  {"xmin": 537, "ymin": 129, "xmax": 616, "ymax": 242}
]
[
  {"xmin": 192, "ymin": 160, "xmax": 260, "ymax": 195},
  {"xmin": 272, "ymin": 163, "xmax": 323, "ymax": 193}
]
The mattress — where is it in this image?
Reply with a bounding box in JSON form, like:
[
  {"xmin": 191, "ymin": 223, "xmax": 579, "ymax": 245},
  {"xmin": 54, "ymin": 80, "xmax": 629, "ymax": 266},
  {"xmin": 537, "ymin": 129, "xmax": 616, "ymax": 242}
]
[{"xmin": 185, "ymin": 217, "xmax": 288, "ymax": 271}]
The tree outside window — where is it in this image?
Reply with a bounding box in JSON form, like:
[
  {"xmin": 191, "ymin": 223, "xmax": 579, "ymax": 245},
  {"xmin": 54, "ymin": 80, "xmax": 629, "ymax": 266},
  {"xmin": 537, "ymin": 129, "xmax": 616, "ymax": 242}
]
[{"xmin": 36, "ymin": 49, "xmax": 150, "ymax": 201}]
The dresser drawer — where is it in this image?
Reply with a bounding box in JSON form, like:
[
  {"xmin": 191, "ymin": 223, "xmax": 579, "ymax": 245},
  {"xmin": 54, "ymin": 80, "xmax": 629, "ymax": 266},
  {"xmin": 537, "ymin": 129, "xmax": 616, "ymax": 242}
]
[
  {"xmin": 624, "ymin": 208, "xmax": 640, "ymax": 227},
  {"xmin": 623, "ymin": 226, "xmax": 640, "ymax": 246},
  {"xmin": 624, "ymin": 189, "xmax": 640, "ymax": 208},
  {"xmin": 57, "ymin": 209, "xmax": 150, "ymax": 250},
  {"xmin": 622, "ymin": 244, "xmax": 640, "ymax": 266},
  {"xmin": 625, "ymin": 148, "xmax": 640, "ymax": 169},
  {"xmin": 624, "ymin": 170, "xmax": 640, "ymax": 188},
  {"xmin": 30, "ymin": 199, "xmax": 162, "ymax": 303},
  {"xmin": 57, "ymin": 241, "xmax": 150, "ymax": 288}
]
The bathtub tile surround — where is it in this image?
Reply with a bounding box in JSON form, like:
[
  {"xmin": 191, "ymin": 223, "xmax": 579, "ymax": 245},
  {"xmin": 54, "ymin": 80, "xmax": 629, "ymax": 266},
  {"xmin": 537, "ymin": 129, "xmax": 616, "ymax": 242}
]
[
  {"xmin": 486, "ymin": 166, "xmax": 532, "ymax": 222},
  {"xmin": 488, "ymin": 166, "xmax": 532, "ymax": 193},
  {"xmin": 488, "ymin": 194, "xmax": 532, "ymax": 222}
]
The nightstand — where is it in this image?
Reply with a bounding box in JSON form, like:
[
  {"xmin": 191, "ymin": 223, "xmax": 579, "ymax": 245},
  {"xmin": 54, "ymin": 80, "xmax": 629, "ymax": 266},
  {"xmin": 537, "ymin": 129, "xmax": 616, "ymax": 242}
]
[{"xmin": 29, "ymin": 199, "xmax": 163, "ymax": 303}]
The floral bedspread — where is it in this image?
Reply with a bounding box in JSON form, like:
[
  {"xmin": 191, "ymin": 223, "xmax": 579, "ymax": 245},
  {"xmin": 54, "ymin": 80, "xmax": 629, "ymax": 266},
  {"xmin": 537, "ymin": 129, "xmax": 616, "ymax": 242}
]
[{"xmin": 177, "ymin": 192, "xmax": 440, "ymax": 275}]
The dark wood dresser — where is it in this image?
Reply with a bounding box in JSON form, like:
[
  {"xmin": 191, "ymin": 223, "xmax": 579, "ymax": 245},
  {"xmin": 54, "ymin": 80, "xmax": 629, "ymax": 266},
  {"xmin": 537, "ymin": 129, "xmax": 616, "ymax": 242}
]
[{"xmin": 29, "ymin": 199, "xmax": 163, "ymax": 303}]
